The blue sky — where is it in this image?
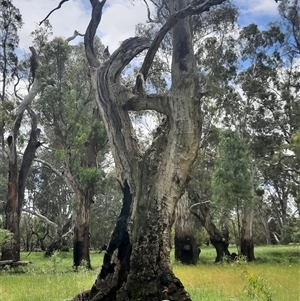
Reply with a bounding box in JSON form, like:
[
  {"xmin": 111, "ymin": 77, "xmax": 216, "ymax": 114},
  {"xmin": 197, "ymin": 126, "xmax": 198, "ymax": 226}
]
[
  {"xmin": 233, "ymin": 0, "xmax": 280, "ymax": 28},
  {"xmin": 13, "ymin": 0, "xmax": 282, "ymax": 54}
]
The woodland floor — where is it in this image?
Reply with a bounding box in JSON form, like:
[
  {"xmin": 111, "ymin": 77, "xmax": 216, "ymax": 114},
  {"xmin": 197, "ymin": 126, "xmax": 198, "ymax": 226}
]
[{"xmin": 0, "ymin": 244, "xmax": 299, "ymax": 301}]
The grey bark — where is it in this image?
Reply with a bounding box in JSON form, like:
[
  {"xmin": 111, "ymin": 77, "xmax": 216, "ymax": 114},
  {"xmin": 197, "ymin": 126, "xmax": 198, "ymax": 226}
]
[{"xmin": 70, "ymin": 0, "xmax": 227, "ymax": 300}]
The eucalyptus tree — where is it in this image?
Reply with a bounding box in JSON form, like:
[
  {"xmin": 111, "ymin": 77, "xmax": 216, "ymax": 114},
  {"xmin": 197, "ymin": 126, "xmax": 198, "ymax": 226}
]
[
  {"xmin": 174, "ymin": 191, "xmax": 199, "ymax": 265},
  {"xmin": 90, "ymin": 171, "xmax": 123, "ymax": 250},
  {"xmin": 42, "ymin": 0, "xmax": 228, "ymax": 299},
  {"xmin": 237, "ymin": 18, "xmax": 299, "ymax": 243},
  {"xmin": 0, "ymin": 0, "xmax": 22, "ymax": 152},
  {"xmin": 0, "ymin": 1, "xmax": 44, "ymax": 261},
  {"xmin": 36, "ymin": 36, "xmax": 108, "ymax": 267},
  {"xmin": 188, "ymin": 126, "xmax": 235, "ymax": 262},
  {"xmin": 1, "ymin": 45, "xmax": 42, "ymax": 262},
  {"xmin": 24, "ymin": 162, "xmax": 74, "ymax": 255},
  {"xmin": 0, "ymin": 0, "xmax": 22, "ymax": 230},
  {"xmin": 211, "ymin": 130, "xmax": 254, "ymax": 260}
]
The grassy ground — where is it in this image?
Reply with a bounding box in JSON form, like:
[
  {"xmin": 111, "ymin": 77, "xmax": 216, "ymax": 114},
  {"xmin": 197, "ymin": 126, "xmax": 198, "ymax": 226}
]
[{"xmin": 0, "ymin": 245, "xmax": 299, "ymax": 301}]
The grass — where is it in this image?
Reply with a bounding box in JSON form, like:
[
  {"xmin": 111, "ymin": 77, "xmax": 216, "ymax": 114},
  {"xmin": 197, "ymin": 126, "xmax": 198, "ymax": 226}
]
[{"xmin": 0, "ymin": 245, "xmax": 299, "ymax": 301}]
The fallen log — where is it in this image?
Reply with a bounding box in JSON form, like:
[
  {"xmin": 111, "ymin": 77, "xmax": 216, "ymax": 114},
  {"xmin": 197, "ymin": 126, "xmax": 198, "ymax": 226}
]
[{"xmin": 0, "ymin": 260, "xmax": 31, "ymax": 267}]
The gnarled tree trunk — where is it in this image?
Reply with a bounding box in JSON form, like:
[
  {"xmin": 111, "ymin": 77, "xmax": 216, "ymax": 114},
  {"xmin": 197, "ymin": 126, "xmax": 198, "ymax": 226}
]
[{"xmin": 63, "ymin": 0, "xmax": 226, "ymax": 300}]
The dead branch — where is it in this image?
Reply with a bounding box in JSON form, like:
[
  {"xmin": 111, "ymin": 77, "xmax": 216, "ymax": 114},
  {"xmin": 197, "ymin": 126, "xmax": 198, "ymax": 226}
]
[
  {"xmin": 65, "ymin": 30, "xmax": 85, "ymax": 43},
  {"xmin": 39, "ymin": 0, "xmax": 71, "ymax": 25},
  {"xmin": 23, "ymin": 208, "xmax": 58, "ymax": 229}
]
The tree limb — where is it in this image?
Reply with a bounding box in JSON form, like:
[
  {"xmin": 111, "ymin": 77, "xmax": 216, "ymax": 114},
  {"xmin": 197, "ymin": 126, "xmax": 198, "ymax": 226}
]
[
  {"xmin": 137, "ymin": 0, "xmax": 227, "ymax": 87},
  {"xmin": 23, "ymin": 208, "xmax": 58, "ymax": 229},
  {"xmin": 123, "ymin": 92, "xmax": 171, "ymax": 115},
  {"xmin": 39, "ymin": 0, "xmax": 70, "ymax": 25},
  {"xmin": 33, "ymin": 157, "xmax": 75, "ymax": 194},
  {"xmin": 65, "ymin": 30, "xmax": 85, "ymax": 43},
  {"xmin": 15, "ymin": 47, "xmax": 41, "ymax": 115},
  {"xmin": 84, "ymin": 0, "xmax": 107, "ymax": 67}
]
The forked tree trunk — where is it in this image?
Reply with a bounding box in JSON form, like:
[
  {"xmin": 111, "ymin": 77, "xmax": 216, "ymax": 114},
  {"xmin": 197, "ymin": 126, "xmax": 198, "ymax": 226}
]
[
  {"xmin": 240, "ymin": 204, "xmax": 255, "ymax": 261},
  {"xmin": 175, "ymin": 192, "xmax": 199, "ymax": 265},
  {"xmin": 189, "ymin": 192, "xmax": 230, "ymax": 262},
  {"xmin": 44, "ymin": 230, "xmax": 63, "ymax": 257},
  {"xmin": 69, "ymin": 0, "xmax": 226, "ymax": 300}
]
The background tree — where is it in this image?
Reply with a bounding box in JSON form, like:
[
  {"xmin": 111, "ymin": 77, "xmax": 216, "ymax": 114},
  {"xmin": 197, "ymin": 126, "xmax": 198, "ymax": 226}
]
[
  {"xmin": 174, "ymin": 191, "xmax": 199, "ymax": 265},
  {"xmin": 211, "ymin": 130, "xmax": 254, "ymax": 260},
  {"xmin": 0, "ymin": 0, "xmax": 22, "ymax": 152},
  {"xmin": 35, "ymin": 34, "xmax": 108, "ymax": 267},
  {"xmin": 0, "ymin": 0, "xmax": 23, "ymax": 234}
]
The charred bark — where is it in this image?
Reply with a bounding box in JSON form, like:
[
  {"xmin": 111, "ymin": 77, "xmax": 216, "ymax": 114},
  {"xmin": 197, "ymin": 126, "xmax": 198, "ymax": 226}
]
[
  {"xmin": 174, "ymin": 235, "xmax": 199, "ymax": 265},
  {"xmin": 66, "ymin": 0, "xmax": 226, "ymax": 299},
  {"xmin": 240, "ymin": 238, "xmax": 254, "ymax": 261}
]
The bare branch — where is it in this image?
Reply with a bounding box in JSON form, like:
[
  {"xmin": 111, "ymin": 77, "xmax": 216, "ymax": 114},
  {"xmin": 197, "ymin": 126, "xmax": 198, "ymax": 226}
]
[
  {"xmin": 23, "ymin": 208, "xmax": 58, "ymax": 229},
  {"xmin": 143, "ymin": 0, "xmax": 156, "ymax": 23},
  {"xmin": 39, "ymin": 0, "xmax": 70, "ymax": 25},
  {"xmin": 84, "ymin": 0, "xmax": 107, "ymax": 67},
  {"xmin": 65, "ymin": 30, "xmax": 85, "ymax": 43},
  {"xmin": 33, "ymin": 157, "xmax": 63, "ymax": 179}
]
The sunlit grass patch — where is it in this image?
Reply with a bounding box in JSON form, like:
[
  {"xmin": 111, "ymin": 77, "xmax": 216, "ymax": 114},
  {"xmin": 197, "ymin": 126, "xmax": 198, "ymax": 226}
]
[
  {"xmin": 0, "ymin": 245, "xmax": 299, "ymax": 300},
  {"xmin": 0, "ymin": 272, "xmax": 97, "ymax": 301}
]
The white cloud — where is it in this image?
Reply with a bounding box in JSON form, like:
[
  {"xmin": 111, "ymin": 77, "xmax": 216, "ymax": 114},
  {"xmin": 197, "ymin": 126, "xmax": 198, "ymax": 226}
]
[
  {"xmin": 234, "ymin": 0, "xmax": 278, "ymax": 16},
  {"xmin": 13, "ymin": 0, "xmax": 147, "ymax": 54},
  {"xmin": 99, "ymin": 0, "xmax": 148, "ymax": 51}
]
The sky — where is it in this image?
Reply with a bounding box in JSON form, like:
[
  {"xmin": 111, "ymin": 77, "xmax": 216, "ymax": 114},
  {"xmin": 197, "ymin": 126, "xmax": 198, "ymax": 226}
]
[{"xmin": 13, "ymin": 0, "xmax": 282, "ymax": 55}]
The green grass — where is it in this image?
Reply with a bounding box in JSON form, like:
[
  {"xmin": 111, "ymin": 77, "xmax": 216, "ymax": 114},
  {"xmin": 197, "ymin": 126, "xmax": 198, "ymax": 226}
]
[{"xmin": 0, "ymin": 245, "xmax": 299, "ymax": 301}]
